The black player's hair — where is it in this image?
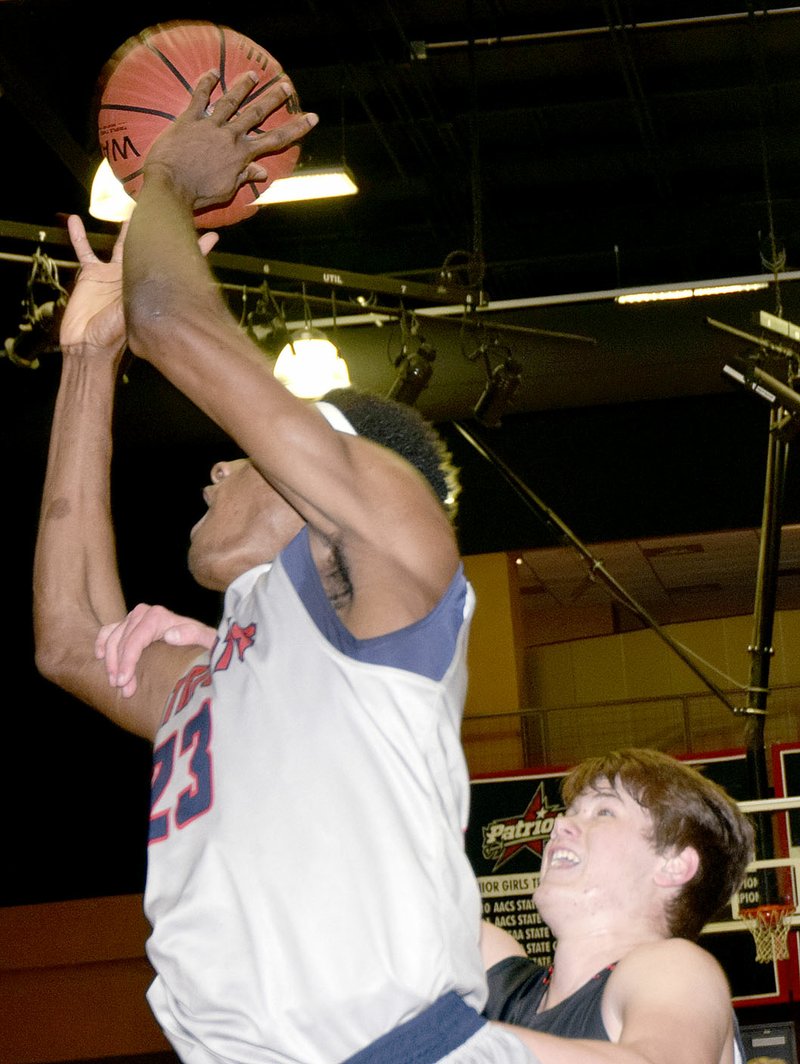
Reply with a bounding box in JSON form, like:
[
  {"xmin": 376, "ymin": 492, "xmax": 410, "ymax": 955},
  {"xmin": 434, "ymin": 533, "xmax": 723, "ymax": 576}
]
[{"xmin": 321, "ymin": 387, "xmax": 461, "ymax": 522}]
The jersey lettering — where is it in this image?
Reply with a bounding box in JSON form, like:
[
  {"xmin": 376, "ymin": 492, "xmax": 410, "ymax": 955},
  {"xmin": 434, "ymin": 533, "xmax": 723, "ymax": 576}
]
[
  {"xmin": 214, "ymin": 622, "xmax": 257, "ymax": 671},
  {"xmin": 162, "ymin": 663, "xmax": 212, "ymax": 725},
  {"xmin": 149, "ymin": 621, "xmax": 255, "ymax": 843},
  {"xmin": 150, "ymin": 734, "xmax": 176, "ymax": 842},
  {"xmin": 176, "ymin": 702, "xmax": 213, "ymax": 828}
]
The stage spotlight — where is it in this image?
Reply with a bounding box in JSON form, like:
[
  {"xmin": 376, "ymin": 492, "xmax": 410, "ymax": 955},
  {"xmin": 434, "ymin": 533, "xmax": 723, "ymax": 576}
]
[
  {"xmin": 2, "ymin": 245, "xmax": 68, "ymax": 369},
  {"xmin": 388, "ymin": 341, "xmax": 436, "ymax": 406},
  {"xmin": 473, "ymin": 348, "xmax": 522, "ymax": 428},
  {"xmin": 4, "ymin": 300, "xmax": 63, "ymax": 368},
  {"xmin": 243, "ymin": 281, "xmax": 291, "ymax": 352},
  {"xmin": 387, "ymin": 312, "xmax": 436, "ymax": 407}
]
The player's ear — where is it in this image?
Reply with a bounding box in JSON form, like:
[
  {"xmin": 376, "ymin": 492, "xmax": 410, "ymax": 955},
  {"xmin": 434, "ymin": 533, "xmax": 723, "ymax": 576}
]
[{"xmin": 654, "ymin": 845, "xmax": 700, "ymax": 887}]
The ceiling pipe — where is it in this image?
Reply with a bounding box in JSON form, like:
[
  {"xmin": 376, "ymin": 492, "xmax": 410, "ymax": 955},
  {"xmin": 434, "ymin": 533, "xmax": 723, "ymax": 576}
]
[{"xmin": 414, "ymin": 8, "xmax": 800, "ymax": 54}]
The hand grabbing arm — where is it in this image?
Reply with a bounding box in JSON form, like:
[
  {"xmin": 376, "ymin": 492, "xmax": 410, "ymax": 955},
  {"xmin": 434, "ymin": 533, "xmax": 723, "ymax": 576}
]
[{"xmin": 96, "ymin": 603, "xmax": 217, "ymax": 698}]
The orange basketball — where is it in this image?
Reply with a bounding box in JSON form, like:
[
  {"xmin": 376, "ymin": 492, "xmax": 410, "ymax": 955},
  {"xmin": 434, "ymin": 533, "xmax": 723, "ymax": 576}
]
[{"xmin": 96, "ymin": 20, "xmax": 301, "ymax": 228}]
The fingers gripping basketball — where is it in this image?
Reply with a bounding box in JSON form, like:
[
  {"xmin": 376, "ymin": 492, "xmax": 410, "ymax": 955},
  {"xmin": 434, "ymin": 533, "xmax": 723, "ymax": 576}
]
[{"xmin": 96, "ymin": 20, "xmax": 301, "ymax": 228}]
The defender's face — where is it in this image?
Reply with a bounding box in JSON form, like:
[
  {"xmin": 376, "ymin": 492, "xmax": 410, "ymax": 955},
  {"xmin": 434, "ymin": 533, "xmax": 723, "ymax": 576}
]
[
  {"xmin": 533, "ymin": 778, "xmax": 662, "ymax": 930},
  {"xmin": 188, "ymin": 457, "xmax": 304, "ymax": 591}
]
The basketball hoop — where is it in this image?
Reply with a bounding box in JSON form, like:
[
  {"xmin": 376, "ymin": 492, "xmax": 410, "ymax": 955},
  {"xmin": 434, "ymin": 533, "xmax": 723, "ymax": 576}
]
[{"xmin": 739, "ymin": 904, "xmax": 795, "ymax": 963}]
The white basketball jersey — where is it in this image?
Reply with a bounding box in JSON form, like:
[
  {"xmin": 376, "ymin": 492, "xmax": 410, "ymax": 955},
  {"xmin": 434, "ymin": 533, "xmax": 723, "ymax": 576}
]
[{"xmin": 143, "ymin": 529, "xmax": 485, "ymax": 1063}]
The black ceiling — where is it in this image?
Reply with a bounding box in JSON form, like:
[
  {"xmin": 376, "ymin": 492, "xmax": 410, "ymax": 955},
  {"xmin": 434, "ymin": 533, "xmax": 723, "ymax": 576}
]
[
  {"xmin": 3, "ymin": 2, "xmax": 800, "ymax": 395},
  {"xmin": 4, "ymin": 1, "xmax": 800, "ymax": 293}
]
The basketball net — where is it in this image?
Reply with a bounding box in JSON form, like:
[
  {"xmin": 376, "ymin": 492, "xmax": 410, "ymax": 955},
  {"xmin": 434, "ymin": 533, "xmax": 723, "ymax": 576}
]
[{"xmin": 740, "ymin": 904, "xmax": 795, "ymax": 963}]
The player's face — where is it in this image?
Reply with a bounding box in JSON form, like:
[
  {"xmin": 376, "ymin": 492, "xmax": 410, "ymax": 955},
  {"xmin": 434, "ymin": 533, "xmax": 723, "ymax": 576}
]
[
  {"xmin": 187, "ymin": 457, "xmax": 304, "ymax": 591},
  {"xmin": 533, "ymin": 778, "xmax": 664, "ymax": 933}
]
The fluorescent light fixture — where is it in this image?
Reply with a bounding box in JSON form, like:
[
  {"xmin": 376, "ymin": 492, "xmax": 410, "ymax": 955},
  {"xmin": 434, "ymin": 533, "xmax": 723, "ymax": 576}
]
[
  {"xmin": 254, "ymin": 165, "xmax": 359, "ymax": 205},
  {"xmin": 616, "ymin": 282, "xmax": 768, "ymax": 305},
  {"xmin": 722, "ymin": 355, "xmax": 800, "ymax": 415},
  {"xmin": 88, "ymin": 160, "xmax": 358, "ymax": 223},
  {"xmin": 722, "ymin": 361, "xmax": 778, "ymax": 404}
]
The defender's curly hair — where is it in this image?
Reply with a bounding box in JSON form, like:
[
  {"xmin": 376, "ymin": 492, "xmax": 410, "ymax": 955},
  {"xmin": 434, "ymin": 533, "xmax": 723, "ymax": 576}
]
[{"xmin": 321, "ymin": 387, "xmax": 461, "ymax": 522}]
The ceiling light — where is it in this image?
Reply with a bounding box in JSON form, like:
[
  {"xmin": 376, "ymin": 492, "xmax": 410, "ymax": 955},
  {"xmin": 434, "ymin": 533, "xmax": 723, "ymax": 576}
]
[
  {"xmin": 89, "ymin": 158, "xmax": 135, "ymax": 223},
  {"xmin": 2, "ymin": 245, "xmax": 69, "ymax": 369},
  {"xmin": 88, "ymin": 160, "xmax": 359, "ymax": 224},
  {"xmin": 255, "ymin": 165, "xmax": 359, "ymax": 205},
  {"xmin": 468, "ymin": 338, "xmax": 523, "ymax": 428},
  {"xmin": 616, "ymin": 282, "xmax": 768, "ymax": 305},
  {"xmin": 473, "ymin": 356, "xmax": 522, "ymax": 427},
  {"xmin": 273, "ymin": 328, "xmax": 350, "ymax": 399},
  {"xmin": 388, "ymin": 341, "xmax": 436, "ymax": 406}
]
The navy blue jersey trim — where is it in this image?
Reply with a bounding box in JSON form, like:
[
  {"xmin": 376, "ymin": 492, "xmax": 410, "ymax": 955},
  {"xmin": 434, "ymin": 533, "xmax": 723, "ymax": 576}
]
[
  {"xmin": 343, "ymin": 992, "xmax": 485, "ymax": 1064},
  {"xmin": 281, "ymin": 527, "xmax": 466, "ymax": 681}
]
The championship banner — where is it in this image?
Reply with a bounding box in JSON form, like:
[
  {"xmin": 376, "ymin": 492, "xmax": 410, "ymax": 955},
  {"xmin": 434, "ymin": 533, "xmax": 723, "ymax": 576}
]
[{"xmin": 465, "ymin": 766, "xmax": 566, "ymax": 968}]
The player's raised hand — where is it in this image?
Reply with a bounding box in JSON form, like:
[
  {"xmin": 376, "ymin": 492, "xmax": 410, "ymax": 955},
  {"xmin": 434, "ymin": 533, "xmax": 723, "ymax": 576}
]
[
  {"xmin": 61, "ymin": 215, "xmax": 219, "ymax": 361},
  {"xmin": 144, "ymin": 70, "xmax": 318, "ymax": 212}
]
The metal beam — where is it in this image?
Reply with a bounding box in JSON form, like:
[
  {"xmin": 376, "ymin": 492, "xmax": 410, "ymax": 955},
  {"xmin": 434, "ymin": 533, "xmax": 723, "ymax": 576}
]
[
  {"xmin": 0, "ymin": 218, "xmax": 477, "ymax": 305},
  {"xmin": 211, "ymin": 250, "xmax": 478, "ymax": 304}
]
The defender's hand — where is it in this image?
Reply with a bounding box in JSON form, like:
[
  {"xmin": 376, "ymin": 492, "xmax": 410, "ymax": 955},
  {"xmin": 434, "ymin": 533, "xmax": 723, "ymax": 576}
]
[
  {"xmin": 61, "ymin": 215, "xmax": 219, "ymax": 360},
  {"xmin": 96, "ymin": 603, "xmax": 217, "ymax": 698},
  {"xmin": 60, "ymin": 216, "xmax": 128, "ymax": 358}
]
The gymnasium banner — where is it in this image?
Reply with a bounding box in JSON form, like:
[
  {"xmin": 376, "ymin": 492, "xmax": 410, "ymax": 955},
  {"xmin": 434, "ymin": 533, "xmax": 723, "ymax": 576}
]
[{"xmin": 466, "ymin": 766, "xmax": 566, "ymax": 967}]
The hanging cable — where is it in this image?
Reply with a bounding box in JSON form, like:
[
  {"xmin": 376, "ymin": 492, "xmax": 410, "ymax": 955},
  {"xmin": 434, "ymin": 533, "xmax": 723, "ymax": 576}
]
[
  {"xmin": 466, "ymin": 0, "xmax": 487, "ymax": 299},
  {"xmin": 748, "ymin": 3, "xmax": 785, "ymax": 317}
]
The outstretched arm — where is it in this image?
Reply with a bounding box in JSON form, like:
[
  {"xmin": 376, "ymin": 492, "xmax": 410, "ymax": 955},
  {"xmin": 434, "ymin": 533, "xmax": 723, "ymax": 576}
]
[
  {"xmin": 33, "ymin": 217, "xmax": 213, "ymax": 739},
  {"xmin": 123, "ymin": 72, "xmax": 460, "ymax": 635},
  {"xmin": 495, "ymin": 938, "xmax": 736, "ymax": 1064},
  {"xmin": 481, "ymin": 919, "xmax": 527, "ymax": 970}
]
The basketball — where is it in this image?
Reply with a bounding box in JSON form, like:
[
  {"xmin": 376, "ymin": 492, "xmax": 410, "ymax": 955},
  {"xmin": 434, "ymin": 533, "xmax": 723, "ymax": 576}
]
[{"xmin": 96, "ymin": 20, "xmax": 302, "ymax": 228}]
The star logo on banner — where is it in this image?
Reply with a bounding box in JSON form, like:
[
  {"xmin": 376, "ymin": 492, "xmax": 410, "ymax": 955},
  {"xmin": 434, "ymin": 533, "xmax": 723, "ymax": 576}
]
[{"xmin": 480, "ymin": 783, "xmax": 562, "ymax": 871}]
